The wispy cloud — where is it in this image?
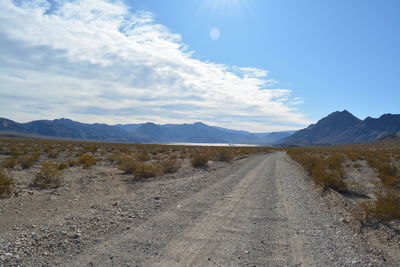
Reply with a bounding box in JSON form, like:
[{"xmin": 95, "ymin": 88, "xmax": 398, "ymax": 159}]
[{"xmin": 0, "ymin": 0, "xmax": 310, "ymax": 132}]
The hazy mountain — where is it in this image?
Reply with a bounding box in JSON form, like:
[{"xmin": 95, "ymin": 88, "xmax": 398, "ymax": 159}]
[
  {"xmin": 0, "ymin": 118, "xmax": 142, "ymax": 142},
  {"xmin": 0, "ymin": 118, "xmax": 294, "ymax": 145},
  {"xmin": 279, "ymin": 110, "xmax": 400, "ymax": 146}
]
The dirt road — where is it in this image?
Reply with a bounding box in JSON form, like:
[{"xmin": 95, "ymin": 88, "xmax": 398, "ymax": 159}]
[
  {"xmin": 1, "ymin": 152, "xmax": 393, "ymax": 266},
  {"xmin": 68, "ymin": 152, "xmax": 388, "ymax": 266}
]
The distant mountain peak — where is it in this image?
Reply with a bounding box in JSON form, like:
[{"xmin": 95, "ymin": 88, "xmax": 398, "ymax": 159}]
[{"xmin": 279, "ymin": 110, "xmax": 400, "ymax": 146}]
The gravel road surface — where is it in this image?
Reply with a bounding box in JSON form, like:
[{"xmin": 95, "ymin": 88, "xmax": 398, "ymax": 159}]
[{"xmin": 71, "ymin": 152, "xmax": 390, "ymax": 266}]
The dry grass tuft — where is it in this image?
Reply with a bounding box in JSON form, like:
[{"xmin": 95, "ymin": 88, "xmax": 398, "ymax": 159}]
[
  {"xmin": 78, "ymin": 153, "xmax": 97, "ymax": 168},
  {"xmin": 191, "ymin": 152, "xmax": 209, "ymax": 168},
  {"xmin": 215, "ymin": 148, "xmax": 234, "ymax": 162},
  {"xmin": 32, "ymin": 161, "xmax": 62, "ymax": 188},
  {"xmin": 18, "ymin": 152, "xmax": 40, "ymax": 169},
  {"xmin": 160, "ymin": 158, "xmax": 181, "ymax": 173},
  {"xmin": 0, "ymin": 169, "xmax": 14, "ymax": 197}
]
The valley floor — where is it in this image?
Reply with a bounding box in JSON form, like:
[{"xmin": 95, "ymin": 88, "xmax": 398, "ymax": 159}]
[{"xmin": 0, "ymin": 152, "xmax": 398, "ymax": 266}]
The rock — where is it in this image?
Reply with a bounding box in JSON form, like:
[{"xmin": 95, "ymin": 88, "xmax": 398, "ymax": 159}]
[
  {"xmin": 154, "ymin": 196, "xmax": 160, "ymax": 200},
  {"xmin": 71, "ymin": 233, "xmax": 81, "ymax": 239}
]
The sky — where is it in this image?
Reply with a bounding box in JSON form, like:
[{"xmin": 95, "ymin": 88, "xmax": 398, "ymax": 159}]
[{"xmin": 0, "ymin": 0, "xmax": 399, "ymax": 132}]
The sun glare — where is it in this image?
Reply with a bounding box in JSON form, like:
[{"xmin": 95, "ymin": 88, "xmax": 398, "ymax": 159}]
[{"xmin": 200, "ymin": 0, "xmax": 255, "ymax": 21}]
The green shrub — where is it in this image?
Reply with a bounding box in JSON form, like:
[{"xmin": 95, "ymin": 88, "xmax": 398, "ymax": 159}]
[
  {"xmin": 0, "ymin": 169, "xmax": 13, "ymax": 197},
  {"xmin": 33, "ymin": 162, "xmax": 62, "ymax": 188}
]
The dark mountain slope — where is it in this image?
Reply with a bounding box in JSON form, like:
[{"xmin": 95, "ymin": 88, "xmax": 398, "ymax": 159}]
[{"xmin": 279, "ymin": 111, "xmax": 400, "ymax": 146}]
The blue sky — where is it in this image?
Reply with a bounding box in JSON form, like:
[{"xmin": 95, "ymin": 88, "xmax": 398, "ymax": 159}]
[{"xmin": 0, "ymin": 0, "xmax": 399, "ymax": 132}]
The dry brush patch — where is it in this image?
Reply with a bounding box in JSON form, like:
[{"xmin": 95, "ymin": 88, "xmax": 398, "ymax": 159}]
[
  {"xmin": 286, "ymin": 142, "xmax": 400, "ymax": 227},
  {"xmin": 32, "ymin": 161, "xmax": 62, "ymax": 188},
  {"xmin": 0, "ymin": 169, "xmax": 14, "ymax": 197},
  {"xmin": 191, "ymin": 152, "xmax": 210, "ymax": 168}
]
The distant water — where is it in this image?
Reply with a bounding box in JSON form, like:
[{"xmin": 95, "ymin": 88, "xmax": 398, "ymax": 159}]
[{"xmin": 167, "ymin": 142, "xmax": 259, "ymax": 147}]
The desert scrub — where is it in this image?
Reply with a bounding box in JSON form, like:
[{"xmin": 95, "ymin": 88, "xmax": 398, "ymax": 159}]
[
  {"xmin": 288, "ymin": 151, "xmax": 348, "ymax": 192},
  {"xmin": 133, "ymin": 162, "xmax": 163, "ymax": 178},
  {"xmin": 33, "ymin": 161, "xmax": 62, "ymax": 188},
  {"xmin": 353, "ymin": 163, "xmax": 362, "ymax": 169},
  {"xmin": 1, "ymin": 156, "xmax": 17, "ymax": 169},
  {"xmin": 118, "ymin": 157, "xmax": 139, "ymax": 174},
  {"xmin": 160, "ymin": 158, "xmax": 181, "ymax": 173},
  {"xmin": 367, "ymin": 157, "xmax": 399, "ymax": 187},
  {"xmin": 78, "ymin": 153, "xmax": 97, "ymax": 168},
  {"xmin": 215, "ymin": 148, "xmax": 234, "ymax": 162},
  {"xmin": 0, "ymin": 169, "xmax": 14, "ymax": 197},
  {"xmin": 191, "ymin": 152, "xmax": 209, "ymax": 168},
  {"xmin": 133, "ymin": 152, "xmax": 151, "ymax": 162},
  {"xmin": 18, "ymin": 152, "xmax": 40, "ymax": 169},
  {"xmin": 47, "ymin": 149, "xmax": 60, "ymax": 159},
  {"xmin": 355, "ymin": 190, "xmax": 400, "ymax": 223}
]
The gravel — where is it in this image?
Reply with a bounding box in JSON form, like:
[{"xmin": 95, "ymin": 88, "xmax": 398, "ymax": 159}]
[{"xmin": 0, "ymin": 152, "xmax": 398, "ymax": 266}]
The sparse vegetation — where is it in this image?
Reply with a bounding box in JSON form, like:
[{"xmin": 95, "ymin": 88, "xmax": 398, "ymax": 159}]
[
  {"xmin": 161, "ymin": 158, "xmax": 181, "ymax": 173},
  {"xmin": 0, "ymin": 169, "xmax": 13, "ymax": 197},
  {"xmin": 32, "ymin": 161, "xmax": 62, "ymax": 188},
  {"xmin": 79, "ymin": 153, "xmax": 97, "ymax": 168},
  {"xmin": 133, "ymin": 162, "xmax": 163, "ymax": 178},
  {"xmin": 2, "ymin": 156, "xmax": 17, "ymax": 169},
  {"xmin": 215, "ymin": 148, "xmax": 234, "ymax": 162},
  {"xmin": 191, "ymin": 152, "xmax": 209, "ymax": 168},
  {"xmin": 288, "ymin": 150, "xmax": 348, "ymax": 192},
  {"xmin": 118, "ymin": 157, "xmax": 139, "ymax": 174},
  {"xmin": 18, "ymin": 152, "xmax": 40, "ymax": 169}
]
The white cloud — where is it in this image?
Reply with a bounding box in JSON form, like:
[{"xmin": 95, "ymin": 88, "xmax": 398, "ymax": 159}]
[{"xmin": 0, "ymin": 0, "xmax": 310, "ymax": 132}]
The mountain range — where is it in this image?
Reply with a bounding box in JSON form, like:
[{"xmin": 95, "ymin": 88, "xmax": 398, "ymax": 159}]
[
  {"xmin": 0, "ymin": 118, "xmax": 294, "ymax": 145},
  {"xmin": 279, "ymin": 110, "xmax": 400, "ymax": 146},
  {"xmin": 1, "ymin": 110, "xmax": 399, "ymax": 146}
]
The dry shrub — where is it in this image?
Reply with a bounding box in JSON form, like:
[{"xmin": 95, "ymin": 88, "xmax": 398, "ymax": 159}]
[
  {"xmin": 367, "ymin": 156, "xmax": 399, "ymax": 188},
  {"xmin": 47, "ymin": 149, "xmax": 59, "ymax": 158},
  {"xmin": 133, "ymin": 162, "xmax": 163, "ymax": 178},
  {"xmin": 33, "ymin": 161, "xmax": 62, "ymax": 188},
  {"xmin": 288, "ymin": 151, "xmax": 348, "ymax": 192},
  {"xmin": 18, "ymin": 152, "xmax": 40, "ymax": 169},
  {"xmin": 161, "ymin": 158, "xmax": 181, "ymax": 173},
  {"xmin": 2, "ymin": 157, "xmax": 17, "ymax": 169},
  {"xmin": 119, "ymin": 157, "xmax": 162, "ymax": 178},
  {"xmin": 108, "ymin": 152, "xmax": 124, "ymax": 163},
  {"xmin": 355, "ymin": 190, "xmax": 400, "ymax": 223},
  {"xmin": 134, "ymin": 152, "xmax": 151, "ymax": 162},
  {"xmin": 57, "ymin": 162, "xmax": 68, "ymax": 170},
  {"xmin": 353, "ymin": 163, "xmax": 362, "ymax": 169},
  {"xmin": 118, "ymin": 157, "xmax": 139, "ymax": 174},
  {"xmin": 78, "ymin": 153, "xmax": 97, "ymax": 168},
  {"xmin": 191, "ymin": 152, "xmax": 209, "ymax": 168},
  {"xmin": 0, "ymin": 169, "xmax": 14, "ymax": 197},
  {"xmin": 215, "ymin": 148, "xmax": 234, "ymax": 162},
  {"xmin": 66, "ymin": 159, "xmax": 79, "ymax": 167}
]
